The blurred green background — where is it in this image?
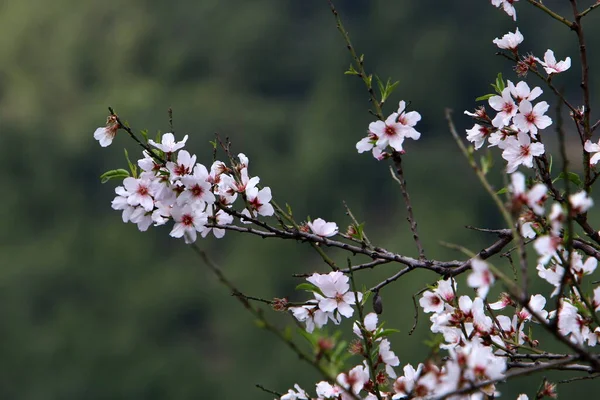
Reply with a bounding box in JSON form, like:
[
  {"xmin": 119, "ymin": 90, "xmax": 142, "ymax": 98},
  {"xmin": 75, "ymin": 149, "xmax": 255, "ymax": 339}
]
[{"xmin": 2, "ymin": 0, "xmax": 600, "ymax": 398}]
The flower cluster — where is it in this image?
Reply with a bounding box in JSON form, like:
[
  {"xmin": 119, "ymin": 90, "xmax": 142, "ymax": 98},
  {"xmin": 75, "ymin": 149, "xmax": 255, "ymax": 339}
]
[
  {"xmin": 96, "ymin": 130, "xmax": 275, "ymax": 244},
  {"xmin": 290, "ymin": 271, "xmax": 363, "ymax": 333},
  {"xmin": 465, "ymin": 78, "xmax": 549, "ymax": 173},
  {"xmin": 356, "ymin": 101, "xmax": 421, "ymax": 160}
]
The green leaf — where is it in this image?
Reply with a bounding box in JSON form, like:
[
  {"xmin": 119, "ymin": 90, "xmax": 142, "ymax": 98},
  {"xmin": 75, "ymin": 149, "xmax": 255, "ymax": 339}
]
[
  {"xmin": 295, "ymin": 283, "xmax": 324, "ymax": 297},
  {"xmin": 496, "ymin": 187, "xmax": 509, "ymax": 195},
  {"xmin": 549, "ymin": 155, "xmax": 553, "ymax": 174},
  {"xmin": 375, "ymin": 75, "xmax": 385, "ymax": 98},
  {"xmin": 124, "ymin": 148, "xmax": 137, "ymax": 178},
  {"xmin": 496, "ymin": 72, "xmax": 505, "ymax": 92},
  {"xmin": 140, "ymin": 129, "xmax": 149, "ymax": 143},
  {"xmin": 475, "ymin": 93, "xmax": 495, "ymax": 101},
  {"xmin": 360, "ymin": 290, "xmax": 371, "ymax": 306},
  {"xmin": 286, "ymin": 203, "xmax": 293, "ymax": 217},
  {"xmin": 552, "ymin": 172, "xmax": 583, "ymax": 187},
  {"xmin": 344, "ymin": 64, "xmax": 359, "ymax": 76},
  {"xmin": 99, "ymin": 169, "xmax": 130, "ymax": 184},
  {"xmin": 480, "ymin": 152, "xmax": 493, "ymax": 175},
  {"xmin": 374, "ymin": 328, "xmax": 400, "ymax": 339},
  {"xmin": 295, "ymin": 283, "xmax": 317, "ymax": 292}
]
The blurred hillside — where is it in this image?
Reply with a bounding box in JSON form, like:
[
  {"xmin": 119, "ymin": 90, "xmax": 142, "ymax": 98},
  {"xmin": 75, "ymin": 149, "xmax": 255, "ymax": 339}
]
[{"xmin": 1, "ymin": 0, "xmax": 599, "ymax": 398}]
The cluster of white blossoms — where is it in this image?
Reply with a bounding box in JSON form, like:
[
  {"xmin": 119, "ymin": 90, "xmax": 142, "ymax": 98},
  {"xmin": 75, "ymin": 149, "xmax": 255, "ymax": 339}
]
[
  {"xmin": 356, "ymin": 101, "xmax": 422, "ymax": 160},
  {"xmin": 290, "ymin": 271, "xmax": 363, "ymax": 333},
  {"xmin": 95, "ymin": 129, "xmax": 276, "ymax": 244},
  {"xmin": 466, "ymin": 25, "xmax": 572, "ymax": 174}
]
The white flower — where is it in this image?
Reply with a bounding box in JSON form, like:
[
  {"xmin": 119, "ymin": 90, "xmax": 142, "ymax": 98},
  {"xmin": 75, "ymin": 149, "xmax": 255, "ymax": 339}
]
[
  {"xmin": 558, "ymin": 300, "xmax": 586, "ymax": 344},
  {"xmin": 169, "ymin": 204, "xmax": 208, "ymax": 244},
  {"xmin": 593, "ymin": 286, "xmax": 600, "ymax": 311},
  {"xmin": 493, "ymin": 28, "xmax": 523, "ymax": 50},
  {"xmin": 245, "ymin": 186, "xmax": 275, "ymax": 217},
  {"xmin": 489, "ymin": 88, "xmax": 518, "ymax": 128},
  {"xmin": 518, "ymin": 294, "xmax": 548, "ymax": 323},
  {"xmin": 467, "ymin": 258, "xmax": 495, "ymax": 299},
  {"xmin": 379, "ymin": 339, "xmax": 400, "ymax": 378},
  {"xmin": 570, "ymin": 191, "xmax": 594, "ymax": 214},
  {"xmin": 93, "ymin": 115, "xmax": 119, "ymax": 147},
  {"xmin": 337, "ymin": 364, "xmax": 370, "ymax": 395},
  {"xmin": 392, "ymin": 363, "xmax": 424, "ymax": 399},
  {"xmin": 280, "ymin": 384, "xmax": 308, "ymax": 400},
  {"xmin": 353, "ymin": 312, "xmax": 378, "ymax": 338},
  {"xmin": 396, "ymin": 100, "xmax": 422, "ymax": 141},
  {"xmin": 123, "ymin": 176, "xmax": 155, "ymax": 212},
  {"xmin": 178, "ymin": 164, "xmax": 216, "ymax": 207},
  {"xmin": 94, "ymin": 127, "xmax": 116, "ymax": 147},
  {"xmin": 536, "ymin": 49, "xmax": 571, "ymax": 75},
  {"xmin": 509, "ymin": 172, "xmax": 547, "ymax": 215},
  {"xmin": 502, "ymin": 132, "xmax": 545, "ymax": 173},
  {"xmin": 419, "ymin": 290, "xmax": 444, "ymax": 313},
  {"xmin": 537, "ymin": 262, "xmax": 564, "ymax": 296},
  {"xmin": 491, "ymin": 0, "xmax": 520, "ymax": 21},
  {"xmin": 513, "ymin": 100, "xmax": 552, "ymax": 137},
  {"xmin": 517, "ymin": 395, "xmax": 529, "ymax": 400},
  {"xmin": 111, "ymin": 186, "xmax": 135, "ymax": 223},
  {"xmin": 466, "ymin": 124, "xmax": 493, "ymax": 150},
  {"xmin": 307, "ymin": 271, "xmax": 362, "ymax": 318},
  {"xmin": 534, "ymin": 235, "xmax": 562, "ymax": 266},
  {"xmin": 148, "ymin": 133, "xmax": 188, "ymax": 153},
  {"xmin": 315, "ymin": 381, "xmax": 342, "ymax": 398},
  {"xmin": 307, "ymin": 218, "xmax": 339, "ymax": 237},
  {"xmin": 166, "ymin": 150, "xmax": 197, "ymax": 180},
  {"xmin": 290, "ymin": 302, "xmax": 330, "ymax": 333},
  {"xmin": 201, "ymin": 207, "xmax": 234, "ymax": 239},
  {"xmin": 507, "ymin": 80, "xmax": 542, "ymax": 103},
  {"xmin": 584, "ymin": 139, "xmax": 600, "ymax": 165},
  {"xmin": 370, "ymin": 113, "xmax": 406, "ymax": 153}
]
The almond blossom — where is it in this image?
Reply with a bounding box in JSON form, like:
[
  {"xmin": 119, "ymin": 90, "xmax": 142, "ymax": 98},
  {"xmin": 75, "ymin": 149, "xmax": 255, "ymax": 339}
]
[
  {"xmin": 491, "ymin": 0, "xmax": 519, "ymax": 21},
  {"xmin": 536, "ymin": 49, "xmax": 571, "ymax": 75},
  {"xmin": 489, "ymin": 88, "xmax": 518, "ymax": 128},
  {"xmin": 308, "ymin": 271, "xmax": 363, "ymax": 318},
  {"xmin": 493, "ymin": 28, "xmax": 523, "ymax": 51},
  {"xmin": 148, "ymin": 132, "xmax": 188, "ymax": 154},
  {"xmin": 513, "ymin": 100, "xmax": 552, "ymax": 137},
  {"xmin": 307, "ymin": 218, "xmax": 339, "ymax": 237},
  {"xmin": 507, "ymin": 80, "xmax": 542, "ymax": 103},
  {"xmin": 584, "ymin": 138, "xmax": 600, "ymax": 165},
  {"xmin": 467, "ymin": 258, "xmax": 494, "ymax": 299},
  {"xmin": 502, "ymin": 132, "xmax": 545, "ymax": 173},
  {"xmin": 169, "ymin": 204, "xmax": 208, "ymax": 244}
]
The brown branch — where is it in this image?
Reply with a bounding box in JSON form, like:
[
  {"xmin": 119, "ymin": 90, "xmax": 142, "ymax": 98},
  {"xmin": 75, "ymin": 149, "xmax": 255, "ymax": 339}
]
[{"xmin": 390, "ymin": 155, "xmax": 426, "ymax": 260}]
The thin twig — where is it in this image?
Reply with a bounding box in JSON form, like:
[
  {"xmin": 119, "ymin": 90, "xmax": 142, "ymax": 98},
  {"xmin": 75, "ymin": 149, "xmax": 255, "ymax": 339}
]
[{"xmin": 390, "ymin": 156, "xmax": 426, "ymax": 260}]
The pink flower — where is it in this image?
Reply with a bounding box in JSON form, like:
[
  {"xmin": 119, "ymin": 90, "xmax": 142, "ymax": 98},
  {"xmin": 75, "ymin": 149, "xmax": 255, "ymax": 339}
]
[
  {"xmin": 502, "ymin": 132, "xmax": 545, "ymax": 173},
  {"xmin": 489, "ymin": 88, "xmax": 518, "ymax": 128},
  {"xmin": 536, "ymin": 49, "xmax": 571, "ymax": 75},
  {"xmin": 148, "ymin": 132, "xmax": 188, "ymax": 153},
  {"xmin": 513, "ymin": 100, "xmax": 552, "ymax": 137},
  {"xmin": 467, "ymin": 258, "xmax": 495, "ymax": 299},
  {"xmin": 169, "ymin": 204, "xmax": 208, "ymax": 244}
]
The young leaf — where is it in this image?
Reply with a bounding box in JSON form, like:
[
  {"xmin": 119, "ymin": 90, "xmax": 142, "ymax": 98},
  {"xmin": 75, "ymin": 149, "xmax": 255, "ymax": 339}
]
[
  {"xmin": 99, "ymin": 169, "xmax": 130, "ymax": 184},
  {"xmin": 475, "ymin": 93, "xmax": 495, "ymax": 101},
  {"xmin": 345, "ymin": 64, "xmax": 359, "ymax": 76},
  {"xmin": 124, "ymin": 148, "xmax": 137, "ymax": 178}
]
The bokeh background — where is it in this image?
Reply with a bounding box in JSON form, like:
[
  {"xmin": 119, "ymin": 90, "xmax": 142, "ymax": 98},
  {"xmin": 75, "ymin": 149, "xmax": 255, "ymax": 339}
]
[{"xmin": 2, "ymin": 0, "xmax": 600, "ymax": 398}]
